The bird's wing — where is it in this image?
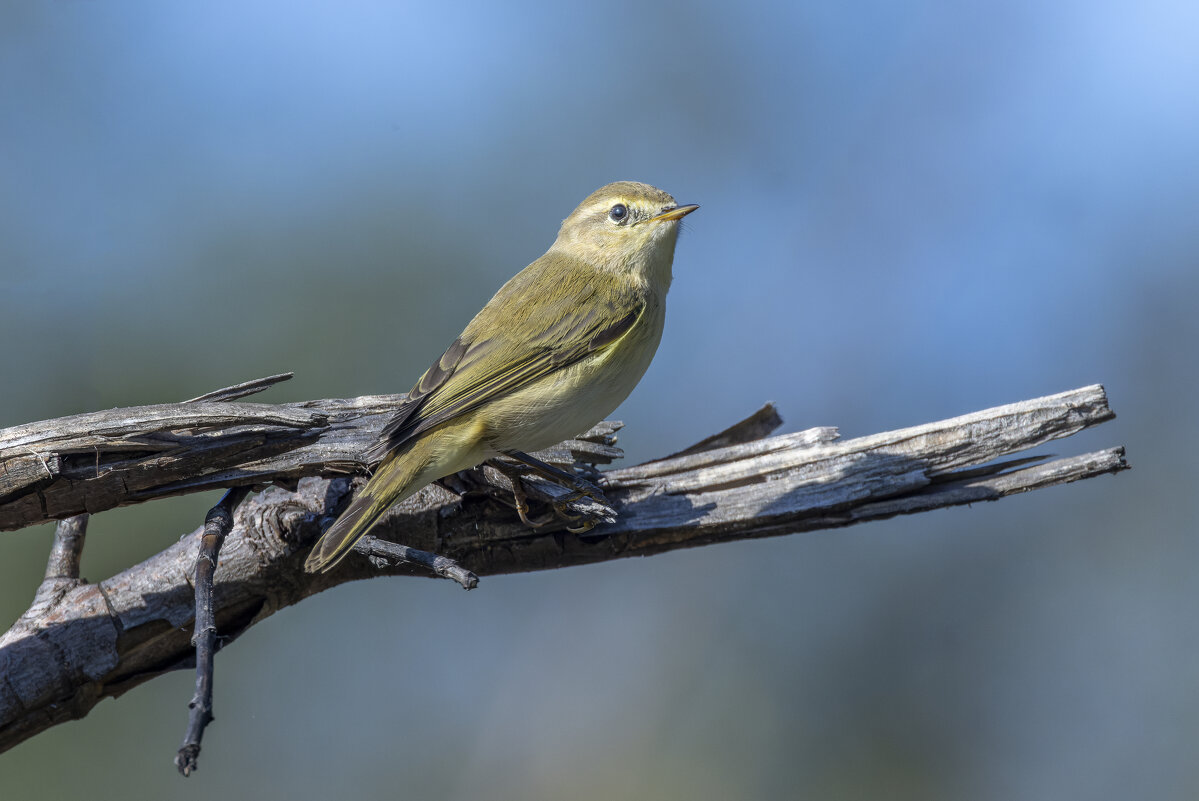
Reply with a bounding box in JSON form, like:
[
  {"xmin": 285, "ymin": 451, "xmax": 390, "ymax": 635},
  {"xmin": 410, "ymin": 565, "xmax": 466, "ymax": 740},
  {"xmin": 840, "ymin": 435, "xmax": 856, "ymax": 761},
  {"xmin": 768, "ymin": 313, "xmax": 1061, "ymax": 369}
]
[{"xmin": 364, "ymin": 260, "xmax": 643, "ymax": 463}]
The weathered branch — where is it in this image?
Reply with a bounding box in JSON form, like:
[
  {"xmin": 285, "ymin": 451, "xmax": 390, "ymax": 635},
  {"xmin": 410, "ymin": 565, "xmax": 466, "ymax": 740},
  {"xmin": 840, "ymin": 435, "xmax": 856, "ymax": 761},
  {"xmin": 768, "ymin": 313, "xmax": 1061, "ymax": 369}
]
[
  {"xmin": 0, "ymin": 383, "xmax": 1126, "ymax": 755},
  {"xmin": 0, "ymin": 380, "xmax": 621, "ymax": 531}
]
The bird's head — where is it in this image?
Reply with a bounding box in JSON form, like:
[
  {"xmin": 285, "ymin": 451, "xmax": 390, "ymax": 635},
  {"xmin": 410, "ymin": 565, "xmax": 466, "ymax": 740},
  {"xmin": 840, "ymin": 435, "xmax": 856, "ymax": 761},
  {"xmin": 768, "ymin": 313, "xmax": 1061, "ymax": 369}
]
[{"xmin": 552, "ymin": 181, "xmax": 698, "ymax": 287}]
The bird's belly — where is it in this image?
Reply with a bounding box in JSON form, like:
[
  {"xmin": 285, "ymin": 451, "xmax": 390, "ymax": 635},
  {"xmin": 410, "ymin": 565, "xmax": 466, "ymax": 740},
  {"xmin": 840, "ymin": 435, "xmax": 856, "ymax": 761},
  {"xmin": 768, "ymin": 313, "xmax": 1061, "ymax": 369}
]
[{"xmin": 483, "ymin": 309, "xmax": 664, "ymax": 453}]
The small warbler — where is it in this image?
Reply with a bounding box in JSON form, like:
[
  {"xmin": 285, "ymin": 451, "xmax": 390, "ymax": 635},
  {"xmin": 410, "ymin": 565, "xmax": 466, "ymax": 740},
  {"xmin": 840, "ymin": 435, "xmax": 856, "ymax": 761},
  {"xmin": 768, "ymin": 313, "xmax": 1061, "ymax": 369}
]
[{"xmin": 305, "ymin": 181, "xmax": 697, "ymax": 573}]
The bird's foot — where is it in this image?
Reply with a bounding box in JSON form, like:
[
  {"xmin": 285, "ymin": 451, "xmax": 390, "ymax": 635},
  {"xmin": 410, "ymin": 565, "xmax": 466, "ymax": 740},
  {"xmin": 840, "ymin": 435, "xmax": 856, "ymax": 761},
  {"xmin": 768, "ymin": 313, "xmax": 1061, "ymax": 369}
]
[{"xmin": 488, "ymin": 454, "xmax": 614, "ymax": 533}]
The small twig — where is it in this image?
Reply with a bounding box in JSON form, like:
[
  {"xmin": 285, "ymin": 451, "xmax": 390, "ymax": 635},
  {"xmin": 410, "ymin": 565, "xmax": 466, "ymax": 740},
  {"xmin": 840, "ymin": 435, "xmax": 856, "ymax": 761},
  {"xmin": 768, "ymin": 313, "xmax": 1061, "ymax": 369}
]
[
  {"xmin": 175, "ymin": 486, "xmax": 251, "ymax": 777},
  {"xmin": 355, "ymin": 536, "xmax": 479, "ymax": 590},
  {"xmin": 44, "ymin": 514, "xmax": 88, "ymax": 581},
  {"xmin": 160, "ymin": 377, "xmax": 276, "ymax": 772}
]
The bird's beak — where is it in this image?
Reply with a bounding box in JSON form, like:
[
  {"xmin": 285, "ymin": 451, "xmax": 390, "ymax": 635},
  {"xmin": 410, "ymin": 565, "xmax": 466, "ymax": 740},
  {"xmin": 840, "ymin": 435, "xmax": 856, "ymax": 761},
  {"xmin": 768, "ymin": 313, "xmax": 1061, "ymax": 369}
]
[{"xmin": 651, "ymin": 204, "xmax": 700, "ymax": 222}]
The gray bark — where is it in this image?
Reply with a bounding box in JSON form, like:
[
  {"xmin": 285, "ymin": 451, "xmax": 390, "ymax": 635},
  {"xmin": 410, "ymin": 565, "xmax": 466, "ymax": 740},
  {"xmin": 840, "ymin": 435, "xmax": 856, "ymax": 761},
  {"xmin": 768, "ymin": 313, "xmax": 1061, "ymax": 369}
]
[{"xmin": 0, "ymin": 382, "xmax": 1126, "ymax": 753}]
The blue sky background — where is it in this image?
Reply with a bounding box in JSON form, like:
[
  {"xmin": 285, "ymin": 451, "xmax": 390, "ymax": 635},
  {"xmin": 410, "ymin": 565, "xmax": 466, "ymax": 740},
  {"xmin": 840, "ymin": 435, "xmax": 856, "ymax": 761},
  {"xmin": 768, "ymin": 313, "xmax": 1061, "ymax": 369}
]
[{"xmin": 2, "ymin": 2, "xmax": 1197, "ymax": 799}]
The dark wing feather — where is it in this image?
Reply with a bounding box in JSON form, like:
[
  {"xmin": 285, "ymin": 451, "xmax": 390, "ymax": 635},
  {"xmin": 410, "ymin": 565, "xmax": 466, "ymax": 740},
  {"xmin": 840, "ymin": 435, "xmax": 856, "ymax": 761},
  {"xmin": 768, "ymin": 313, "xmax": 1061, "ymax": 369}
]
[{"xmin": 364, "ymin": 336, "xmax": 469, "ymax": 463}]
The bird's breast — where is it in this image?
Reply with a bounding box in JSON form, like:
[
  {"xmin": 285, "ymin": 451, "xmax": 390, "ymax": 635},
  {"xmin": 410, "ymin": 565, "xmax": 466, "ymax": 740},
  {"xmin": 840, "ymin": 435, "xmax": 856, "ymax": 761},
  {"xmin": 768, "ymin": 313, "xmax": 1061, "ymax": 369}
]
[{"xmin": 483, "ymin": 297, "xmax": 666, "ymax": 453}]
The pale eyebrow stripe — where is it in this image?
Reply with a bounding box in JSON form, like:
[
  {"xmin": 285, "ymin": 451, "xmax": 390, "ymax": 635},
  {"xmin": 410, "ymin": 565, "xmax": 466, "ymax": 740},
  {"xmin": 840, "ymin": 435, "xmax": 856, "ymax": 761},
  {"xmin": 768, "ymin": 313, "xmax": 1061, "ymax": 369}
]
[{"xmin": 583, "ymin": 197, "xmax": 635, "ymax": 217}]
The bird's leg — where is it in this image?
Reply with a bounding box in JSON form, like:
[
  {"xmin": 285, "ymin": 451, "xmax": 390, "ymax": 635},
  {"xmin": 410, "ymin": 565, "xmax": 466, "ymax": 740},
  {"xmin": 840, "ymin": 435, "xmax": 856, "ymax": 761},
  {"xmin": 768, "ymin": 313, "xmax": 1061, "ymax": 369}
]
[
  {"xmin": 502, "ymin": 450, "xmax": 606, "ymax": 504},
  {"xmin": 501, "ymin": 451, "xmax": 609, "ymax": 533},
  {"xmin": 488, "ymin": 460, "xmax": 557, "ymax": 528}
]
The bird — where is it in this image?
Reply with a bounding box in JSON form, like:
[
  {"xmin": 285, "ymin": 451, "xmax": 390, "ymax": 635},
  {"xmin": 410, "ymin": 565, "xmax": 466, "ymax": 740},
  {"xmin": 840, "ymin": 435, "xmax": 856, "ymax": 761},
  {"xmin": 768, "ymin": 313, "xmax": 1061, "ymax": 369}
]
[{"xmin": 304, "ymin": 181, "xmax": 698, "ymax": 573}]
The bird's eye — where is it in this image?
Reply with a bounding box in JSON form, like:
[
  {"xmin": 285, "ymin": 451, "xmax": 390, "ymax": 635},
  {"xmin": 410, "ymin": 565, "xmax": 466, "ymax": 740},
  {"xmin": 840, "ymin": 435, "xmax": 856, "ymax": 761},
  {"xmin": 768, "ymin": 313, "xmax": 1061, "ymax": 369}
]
[{"xmin": 608, "ymin": 203, "xmax": 628, "ymax": 224}]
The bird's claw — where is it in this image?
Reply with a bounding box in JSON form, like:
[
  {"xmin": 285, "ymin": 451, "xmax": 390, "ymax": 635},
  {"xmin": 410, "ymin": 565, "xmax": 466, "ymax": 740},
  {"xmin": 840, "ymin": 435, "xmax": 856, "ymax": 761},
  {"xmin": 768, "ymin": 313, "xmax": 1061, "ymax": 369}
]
[{"xmin": 565, "ymin": 517, "xmax": 599, "ymax": 535}]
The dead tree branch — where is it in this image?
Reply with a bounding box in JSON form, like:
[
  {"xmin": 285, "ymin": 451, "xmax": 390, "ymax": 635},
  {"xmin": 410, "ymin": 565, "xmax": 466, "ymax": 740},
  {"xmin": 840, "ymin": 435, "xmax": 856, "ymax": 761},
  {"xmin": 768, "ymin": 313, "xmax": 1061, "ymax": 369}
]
[
  {"xmin": 0, "ymin": 383, "xmax": 1126, "ymax": 755},
  {"xmin": 0, "ymin": 375, "xmax": 621, "ymax": 532}
]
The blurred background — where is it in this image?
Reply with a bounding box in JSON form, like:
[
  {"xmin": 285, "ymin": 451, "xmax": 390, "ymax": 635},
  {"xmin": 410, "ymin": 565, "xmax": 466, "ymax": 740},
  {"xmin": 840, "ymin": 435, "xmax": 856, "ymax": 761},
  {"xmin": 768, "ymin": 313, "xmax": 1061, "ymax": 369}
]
[{"xmin": 2, "ymin": 1, "xmax": 1196, "ymax": 798}]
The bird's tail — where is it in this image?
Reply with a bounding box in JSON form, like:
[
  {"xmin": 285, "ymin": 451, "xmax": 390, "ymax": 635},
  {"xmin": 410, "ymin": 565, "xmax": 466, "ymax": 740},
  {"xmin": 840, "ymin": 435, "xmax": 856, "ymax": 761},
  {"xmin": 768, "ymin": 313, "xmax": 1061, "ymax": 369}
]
[{"xmin": 304, "ymin": 438, "xmax": 435, "ymax": 573}]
